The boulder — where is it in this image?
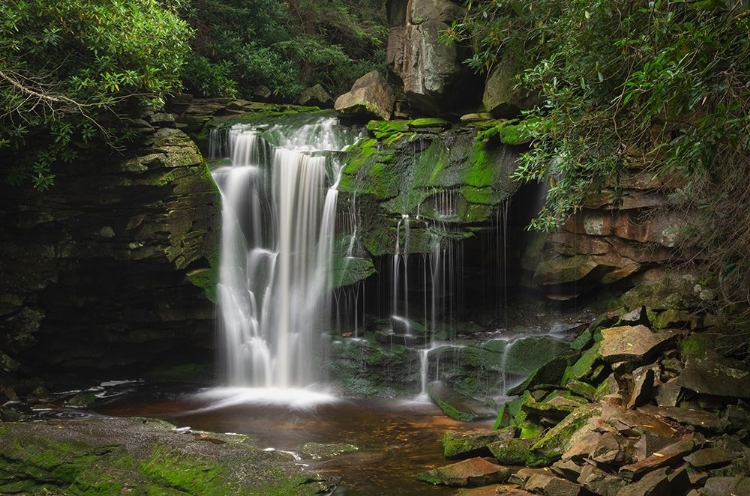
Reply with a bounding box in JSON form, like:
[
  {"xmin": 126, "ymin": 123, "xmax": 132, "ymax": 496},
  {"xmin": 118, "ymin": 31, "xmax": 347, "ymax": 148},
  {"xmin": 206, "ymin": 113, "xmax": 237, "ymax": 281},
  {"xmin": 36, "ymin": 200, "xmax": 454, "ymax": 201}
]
[
  {"xmin": 617, "ymin": 466, "xmax": 690, "ymax": 496},
  {"xmin": 335, "ymin": 71, "xmax": 395, "ymax": 121},
  {"xmin": 676, "ymin": 353, "xmax": 750, "ymax": 399},
  {"xmin": 489, "ymin": 438, "xmax": 535, "ymax": 466},
  {"xmin": 598, "ymin": 325, "xmax": 678, "ymax": 364},
  {"xmin": 577, "ymin": 463, "xmax": 627, "ymax": 495},
  {"xmin": 386, "ymin": 0, "xmax": 473, "ymax": 112},
  {"xmin": 483, "ymin": 55, "xmax": 539, "ymax": 118},
  {"xmin": 417, "ymin": 457, "xmax": 511, "ymax": 487},
  {"xmin": 298, "ymin": 84, "xmax": 333, "ymax": 108}
]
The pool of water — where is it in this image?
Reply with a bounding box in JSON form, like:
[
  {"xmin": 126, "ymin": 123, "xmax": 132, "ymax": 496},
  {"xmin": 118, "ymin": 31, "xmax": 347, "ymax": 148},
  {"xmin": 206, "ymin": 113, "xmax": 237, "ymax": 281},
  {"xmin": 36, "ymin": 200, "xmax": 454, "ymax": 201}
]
[{"xmin": 95, "ymin": 385, "xmax": 495, "ymax": 495}]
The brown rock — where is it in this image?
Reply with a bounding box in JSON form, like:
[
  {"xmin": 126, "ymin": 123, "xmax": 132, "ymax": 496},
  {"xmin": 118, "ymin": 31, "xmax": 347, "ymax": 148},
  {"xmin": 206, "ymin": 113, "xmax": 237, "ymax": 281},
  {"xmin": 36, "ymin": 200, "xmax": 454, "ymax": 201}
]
[
  {"xmin": 562, "ymin": 431, "xmax": 602, "ymax": 462},
  {"xmin": 509, "ymin": 467, "xmax": 554, "ymax": 486},
  {"xmin": 627, "ymin": 367, "xmax": 655, "ymax": 409},
  {"xmin": 601, "ymin": 405, "xmax": 676, "ymax": 438},
  {"xmin": 444, "ymin": 427, "xmax": 518, "ymax": 459},
  {"xmin": 591, "ymin": 432, "xmax": 634, "ymax": 466},
  {"xmin": 417, "ymin": 457, "xmax": 511, "ymax": 487},
  {"xmin": 619, "ymin": 437, "xmax": 696, "ymax": 481},
  {"xmin": 551, "ymin": 460, "xmax": 583, "ymax": 481},
  {"xmin": 654, "ymin": 381, "xmax": 682, "ymax": 407},
  {"xmin": 638, "ymin": 404, "xmax": 731, "ymax": 434},
  {"xmin": 702, "ymin": 476, "xmax": 750, "ymax": 496},
  {"xmin": 577, "ymin": 463, "xmax": 627, "ymax": 496},
  {"xmin": 456, "ymin": 485, "xmax": 534, "ymax": 495},
  {"xmin": 598, "ymin": 326, "xmax": 678, "ymax": 364},
  {"xmin": 525, "ymin": 473, "xmax": 582, "ymax": 496},
  {"xmin": 684, "ymin": 447, "xmax": 737, "ymax": 470},
  {"xmin": 617, "ymin": 466, "xmax": 690, "ymax": 496},
  {"xmin": 676, "ymin": 353, "xmax": 750, "ymax": 399},
  {"xmin": 334, "ymin": 71, "xmax": 395, "ymax": 120}
]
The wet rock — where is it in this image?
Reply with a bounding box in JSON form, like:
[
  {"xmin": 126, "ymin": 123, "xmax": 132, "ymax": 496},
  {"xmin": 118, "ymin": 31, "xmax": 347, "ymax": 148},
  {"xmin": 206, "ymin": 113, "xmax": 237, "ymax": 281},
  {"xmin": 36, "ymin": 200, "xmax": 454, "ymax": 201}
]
[
  {"xmin": 598, "ymin": 325, "xmax": 678, "ymax": 364},
  {"xmin": 676, "ymin": 353, "xmax": 750, "ymax": 399},
  {"xmin": 64, "ymin": 392, "xmax": 97, "ymax": 408},
  {"xmin": 639, "ymin": 404, "xmax": 731, "ymax": 434},
  {"xmin": 577, "ymin": 463, "xmax": 627, "ymax": 496},
  {"xmin": 299, "ymin": 442, "xmax": 358, "ymax": 460},
  {"xmin": 335, "ymin": 71, "xmax": 395, "ymax": 121},
  {"xmin": 417, "ymin": 457, "xmax": 511, "ymax": 487},
  {"xmin": 508, "ymin": 356, "xmax": 571, "ymax": 396},
  {"xmin": 700, "ymin": 475, "xmax": 750, "ymax": 496},
  {"xmin": 428, "ymin": 381, "xmax": 497, "ymax": 422},
  {"xmin": 525, "ymin": 472, "xmax": 582, "ymax": 496},
  {"xmin": 444, "ymin": 427, "xmax": 517, "ymax": 459},
  {"xmin": 619, "ymin": 437, "xmax": 696, "ymax": 481},
  {"xmin": 684, "ymin": 448, "xmax": 737, "ymax": 470}
]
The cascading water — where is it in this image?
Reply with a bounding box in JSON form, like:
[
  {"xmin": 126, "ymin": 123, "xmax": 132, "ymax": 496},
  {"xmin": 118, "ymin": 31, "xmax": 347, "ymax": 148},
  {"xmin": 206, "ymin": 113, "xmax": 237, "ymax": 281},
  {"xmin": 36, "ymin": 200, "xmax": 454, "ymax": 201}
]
[{"xmin": 211, "ymin": 115, "xmax": 361, "ymax": 388}]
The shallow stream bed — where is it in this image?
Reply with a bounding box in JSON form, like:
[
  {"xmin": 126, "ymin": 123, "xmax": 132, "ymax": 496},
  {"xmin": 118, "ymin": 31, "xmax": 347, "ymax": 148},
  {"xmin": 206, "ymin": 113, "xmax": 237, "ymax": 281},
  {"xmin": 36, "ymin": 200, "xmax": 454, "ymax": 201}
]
[{"xmin": 95, "ymin": 385, "xmax": 494, "ymax": 495}]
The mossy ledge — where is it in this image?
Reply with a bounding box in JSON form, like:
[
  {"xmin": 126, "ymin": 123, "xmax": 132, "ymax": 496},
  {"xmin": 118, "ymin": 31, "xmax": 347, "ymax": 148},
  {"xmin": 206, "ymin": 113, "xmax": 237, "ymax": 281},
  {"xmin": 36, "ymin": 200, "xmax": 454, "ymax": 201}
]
[{"xmin": 0, "ymin": 417, "xmax": 331, "ymax": 495}]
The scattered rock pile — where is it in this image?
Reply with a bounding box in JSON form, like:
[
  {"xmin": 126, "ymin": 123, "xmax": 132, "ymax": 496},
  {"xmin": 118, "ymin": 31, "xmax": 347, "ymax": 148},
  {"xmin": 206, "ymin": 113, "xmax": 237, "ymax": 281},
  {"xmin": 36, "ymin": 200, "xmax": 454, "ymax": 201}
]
[{"xmin": 419, "ymin": 305, "xmax": 750, "ymax": 496}]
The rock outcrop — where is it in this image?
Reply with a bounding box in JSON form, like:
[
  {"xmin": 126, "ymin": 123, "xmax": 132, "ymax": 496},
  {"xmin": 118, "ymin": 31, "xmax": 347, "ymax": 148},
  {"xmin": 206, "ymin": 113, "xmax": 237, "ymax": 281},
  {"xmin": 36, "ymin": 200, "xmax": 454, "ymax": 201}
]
[
  {"xmin": 386, "ymin": 0, "xmax": 479, "ymax": 113},
  {"xmin": 0, "ymin": 121, "xmax": 219, "ymax": 389}
]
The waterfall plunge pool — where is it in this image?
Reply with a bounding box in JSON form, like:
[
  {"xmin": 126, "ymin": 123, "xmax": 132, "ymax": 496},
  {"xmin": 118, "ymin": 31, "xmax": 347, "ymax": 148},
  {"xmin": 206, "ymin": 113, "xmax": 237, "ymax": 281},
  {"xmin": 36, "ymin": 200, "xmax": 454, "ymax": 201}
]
[{"xmin": 95, "ymin": 384, "xmax": 494, "ymax": 495}]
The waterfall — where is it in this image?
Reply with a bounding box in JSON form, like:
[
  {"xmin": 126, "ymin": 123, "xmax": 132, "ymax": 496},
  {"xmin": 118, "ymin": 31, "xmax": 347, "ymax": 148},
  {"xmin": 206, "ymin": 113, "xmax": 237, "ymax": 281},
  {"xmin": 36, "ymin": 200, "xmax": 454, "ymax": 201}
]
[{"xmin": 212, "ymin": 115, "xmax": 361, "ymax": 388}]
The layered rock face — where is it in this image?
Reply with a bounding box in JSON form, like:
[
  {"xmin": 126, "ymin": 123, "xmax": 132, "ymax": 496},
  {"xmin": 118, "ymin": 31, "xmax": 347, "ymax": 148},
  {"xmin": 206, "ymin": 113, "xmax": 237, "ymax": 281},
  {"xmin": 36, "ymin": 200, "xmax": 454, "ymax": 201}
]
[
  {"xmin": 386, "ymin": 0, "xmax": 479, "ymax": 113},
  {"xmin": 0, "ymin": 124, "xmax": 219, "ymax": 386},
  {"xmin": 521, "ymin": 168, "xmax": 689, "ymax": 300}
]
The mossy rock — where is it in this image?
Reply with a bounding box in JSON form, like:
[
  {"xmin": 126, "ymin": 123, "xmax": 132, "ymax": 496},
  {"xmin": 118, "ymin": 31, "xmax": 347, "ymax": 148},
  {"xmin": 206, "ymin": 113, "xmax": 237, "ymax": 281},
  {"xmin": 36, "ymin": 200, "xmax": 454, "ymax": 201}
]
[
  {"xmin": 488, "ymin": 438, "xmax": 535, "ymax": 465},
  {"xmin": 408, "ymin": 117, "xmax": 450, "ymax": 129},
  {"xmin": 561, "ymin": 342, "xmax": 602, "ymax": 385},
  {"xmin": 527, "ymin": 405, "xmax": 603, "ymax": 467}
]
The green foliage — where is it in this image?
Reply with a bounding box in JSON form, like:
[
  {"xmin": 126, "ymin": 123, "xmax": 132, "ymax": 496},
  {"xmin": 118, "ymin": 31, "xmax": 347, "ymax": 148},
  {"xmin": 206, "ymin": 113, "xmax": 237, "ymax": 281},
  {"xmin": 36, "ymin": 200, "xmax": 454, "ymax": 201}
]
[
  {"xmin": 455, "ymin": 0, "xmax": 750, "ymax": 330},
  {"xmin": 1, "ymin": 0, "xmax": 192, "ymax": 188},
  {"xmin": 182, "ymin": 0, "xmax": 387, "ymax": 99}
]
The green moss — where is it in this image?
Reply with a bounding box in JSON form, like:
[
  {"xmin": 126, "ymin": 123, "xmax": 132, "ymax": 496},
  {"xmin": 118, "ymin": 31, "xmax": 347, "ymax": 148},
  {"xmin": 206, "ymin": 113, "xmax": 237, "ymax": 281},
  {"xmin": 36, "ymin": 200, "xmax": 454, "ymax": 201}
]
[
  {"xmin": 141, "ymin": 445, "xmax": 223, "ymax": 494},
  {"xmin": 187, "ymin": 251, "xmax": 219, "ymax": 303},
  {"xmin": 460, "ymin": 185, "xmax": 493, "ymax": 205},
  {"xmin": 562, "ymin": 342, "xmax": 601, "ymax": 385},
  {"xmin": 681, "ymin": 333, "xmax": 714, "ymax": 358},
  {"xmin": 366, "ymin": 119, "xmax": 410, "ymax": 139},
  {"xmin": 489, "ymin": 438, "xmax": 534, "ymax": 465},
  {"xmin": 464, "ymin": 140, "xmax": 496, "ymax": 188},
  {"xmin": 408, "ymin": 117, "xmax": 449, "ymax": 129}
]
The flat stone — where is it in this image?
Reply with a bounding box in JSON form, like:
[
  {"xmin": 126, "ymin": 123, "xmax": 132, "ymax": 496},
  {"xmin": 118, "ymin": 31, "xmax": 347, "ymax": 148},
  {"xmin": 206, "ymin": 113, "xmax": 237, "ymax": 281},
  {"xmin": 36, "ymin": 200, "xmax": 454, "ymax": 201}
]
[
  {"xmin": 566, "ymin": 380, "xmax": 597, "ymax": 401},
  {"xmin": 619, "ymin": 437, "xmax": 696, "ymax": 481},
  {"xmin": 677, "ymin": 353, "xmax": 750, "ymax": 399},
  {"xmin": 598, "ymin": 326, "xmax": 678, "ymax": 364},
  {"xmin": 684, "ymin": 447, "xmax": 737, "ymax": 469},
  {"xmin": 522, "ymin": 399, "xmax": 577, "ymax": 421},
  {"xmin": 601, "ymin": 405, "xmax": 676, "ymax": 438},
  {"xmin": 428, "ymin": 381, "xmax": 497, "ymax": 422},
  {"xmin": 525, "ymin": 473, "xmax": 582, "ymax": 496},
  {"xmin": 639, "ymin": 404, "xmax": 731, "ymax": 433},
  {"xmin": 702, "ymin": 476, "xmax": 750, "ymax": 496},
  {"xmin": 444, "ymin": 427, "xmax": 517, "ymax": 459},
  {"xmin": 417, "ymin": 457, "xmax": 511, "ymax": 487}
]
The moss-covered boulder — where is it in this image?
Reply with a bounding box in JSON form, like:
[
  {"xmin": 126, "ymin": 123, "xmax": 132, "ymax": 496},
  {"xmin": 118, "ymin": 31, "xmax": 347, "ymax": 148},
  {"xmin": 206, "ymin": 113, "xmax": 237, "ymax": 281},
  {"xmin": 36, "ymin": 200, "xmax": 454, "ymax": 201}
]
[{"xmin": 527, "ymin": 404, "xmax": 603, "ymax": 467}]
